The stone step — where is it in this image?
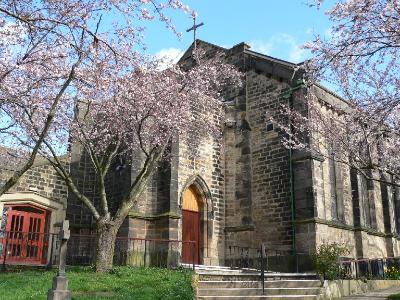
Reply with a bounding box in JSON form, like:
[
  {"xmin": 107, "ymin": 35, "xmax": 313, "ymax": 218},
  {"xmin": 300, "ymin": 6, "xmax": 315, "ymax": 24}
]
[
  {"xmin": 197, "ymin": 295, "xmax": 319, "ymax": 300},
  {"xmin": 198, "ymin": 280, "xmax": 321, "ymax": 289},
  {"xmin": 198, "ymin": 274, "xmax": 261, "ymax": 282},
  {"xmin": 198, "ymin": 280, "xmax": 262, "ymax": 289},
  {"xmin": 197, "ymin": 270, "xmax": 260, "ymax": 276},
  {"xmin": 198, "ymin": 273, "xmax": 317, "ymax": 282},
  {"xmin": 198, "ymin": 287, "xmax": 322, "ymax": 296},
  {"xmin": 182, "ymin": 263, "xmax": 238, "ymax": 270},
  {"xmin": 264, "ymin": 280, "xmax": 321, "ymax": 288}
]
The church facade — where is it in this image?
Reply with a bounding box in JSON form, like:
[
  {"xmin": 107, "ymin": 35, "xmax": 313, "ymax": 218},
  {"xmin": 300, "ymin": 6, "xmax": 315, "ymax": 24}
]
[{"xmin": 1, "ymin": 40, "xmax": 400, "ymax": 266}]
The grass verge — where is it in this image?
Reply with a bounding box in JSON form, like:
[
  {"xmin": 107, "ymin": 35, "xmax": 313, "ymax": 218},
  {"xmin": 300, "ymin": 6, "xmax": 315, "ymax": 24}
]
[{"xmin": 0, "ymin": 266, "xmax": 194, "ymax": 300}]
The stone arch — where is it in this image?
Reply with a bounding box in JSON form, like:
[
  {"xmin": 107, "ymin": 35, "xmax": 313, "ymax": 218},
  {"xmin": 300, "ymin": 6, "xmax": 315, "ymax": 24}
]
[
  {"xmin": 179, "ymin": 175, "xmax": 213, "ymax": 215},
  {"xmin": 179, "ymin": 175, "xmax": 214, "ymax": 264}
]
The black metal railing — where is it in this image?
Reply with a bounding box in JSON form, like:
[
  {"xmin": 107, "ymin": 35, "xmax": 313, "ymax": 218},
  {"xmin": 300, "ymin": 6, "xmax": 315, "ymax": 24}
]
[
  {"xmin": 261, "ymin": 243, "xmax": 265, "ymax": 295},
  {"xmin": 226, "ymin": 243, "xmax": 314, "ymax": 295},
  {"xmin": 0, "ymin": 230, "xmax": 196, "ymax": 270},
  {"xmin": 227, "ymin": 245, "xmax": 261, "ymax": 269},
  {"xmin": 338, "ymin": 257, "xmax": 400, "ymax": 279},
  {"xmin": 226, "ymin": 244, "xmax": 313, "ymax": 273},
  {"xmin": 67, "ymin": 234, "xmax": 196, "ymax": 270},
  {"xmin": 0, "ymin": 230, "xmax": 60, "ymax": 269}
]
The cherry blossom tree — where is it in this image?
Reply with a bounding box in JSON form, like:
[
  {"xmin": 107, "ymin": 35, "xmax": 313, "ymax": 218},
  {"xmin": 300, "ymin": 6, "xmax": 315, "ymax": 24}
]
[
  {"xmin": 1, "ymin": 1, "xmax": 241, "ymax": 272},
  {"xmin": 0, "ymin": 0, "xmax": 192, "ymax": 196},
  {"xmin": 39, "ymin": 51, "xmax": 240, "ymax": 272},
  {"xmin": 276, "ymin": 0, "xmax": 400, "ymax": 185}
]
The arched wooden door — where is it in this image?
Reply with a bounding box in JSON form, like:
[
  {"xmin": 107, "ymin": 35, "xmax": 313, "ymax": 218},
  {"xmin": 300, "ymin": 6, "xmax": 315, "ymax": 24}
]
[{"xmin": 181, "ymin": 186, "xmax": 202, "ymax": 264}]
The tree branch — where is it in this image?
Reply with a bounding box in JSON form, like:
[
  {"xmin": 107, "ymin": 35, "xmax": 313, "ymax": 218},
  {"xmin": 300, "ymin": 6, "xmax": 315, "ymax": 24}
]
[
  {"xmin": 113, "ymin": 143, "xmax": 166, "ymax": 222},
  {"xmin": 0, "ymin": 57, "xmax": 82, "ymax": 196},
  {"xmin": 42, "ymin": 139, "xmax": 101, "ymax": 220}
]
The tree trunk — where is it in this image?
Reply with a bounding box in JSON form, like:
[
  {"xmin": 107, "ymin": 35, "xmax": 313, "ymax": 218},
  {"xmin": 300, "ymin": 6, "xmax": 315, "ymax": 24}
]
[{"xmin": 95, "ymin": 220, "xmax": 119, "ymax": 273}]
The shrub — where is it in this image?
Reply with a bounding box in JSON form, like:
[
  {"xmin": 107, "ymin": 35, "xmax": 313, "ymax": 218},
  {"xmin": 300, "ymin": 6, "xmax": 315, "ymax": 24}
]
[
  {"xmin": 386, "ymin": 266, "xmax": 400, "ymax": 280},
  {"xmin": 312, "ymin": 242, "xmax": 349, "ymax": 281}
]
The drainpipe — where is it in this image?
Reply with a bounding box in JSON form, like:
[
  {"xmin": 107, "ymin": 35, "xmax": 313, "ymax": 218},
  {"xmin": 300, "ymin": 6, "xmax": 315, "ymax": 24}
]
[{"xmin": 284, "ymin": 79, "xmax": 304, "ymax": 256}]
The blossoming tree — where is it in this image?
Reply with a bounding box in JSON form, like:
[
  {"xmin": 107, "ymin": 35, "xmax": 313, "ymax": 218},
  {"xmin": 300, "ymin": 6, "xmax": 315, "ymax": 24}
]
[
  {"xmin": 0, "ymin": 0, "xmax": 192, "ymax": 196},
  {"xmin": 1, "ymin": 1, "xmax": 242, "ymax": 272},
  {"xmin": 277, "ymin": 0, "xmax": 400, "ymax": 185}
]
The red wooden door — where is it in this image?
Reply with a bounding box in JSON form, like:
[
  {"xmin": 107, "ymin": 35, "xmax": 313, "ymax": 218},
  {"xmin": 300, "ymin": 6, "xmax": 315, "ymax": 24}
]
[
  {"xmin": 182, "ymin": 210, "xmax": 200, "ymax": 264},
  {"xmin": 2, "ymin": 205, "xmax": 47, "ymax": 263}
]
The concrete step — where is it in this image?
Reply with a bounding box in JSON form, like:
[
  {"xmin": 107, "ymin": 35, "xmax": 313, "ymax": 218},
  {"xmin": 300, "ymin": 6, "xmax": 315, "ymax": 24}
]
[
  {"xmin": 198, "ymin": 281, "xmax": 262, "ymax": 289},
  {"xmin": 198, "ymin": 273, "xmax": 317, "ymax": 282},
  {"xmin": 192, "ymin": 265, "xmax": 321, "ymax": 300},
  {"xmin": 198, "ymin": 280, "xmax": 321, "ymax": 289},
  {"xmin": 182, "ymin": 263, "xmax": 238, "ymax": 270},
  {"xmin": 197, "ymin": 296, "xmax": 319, "ymax": 300},
  {"xmin": 264, "ymin": 280, "xmax": 321, "ymax": 288},
  {"xmin": 198, "ymin": 287, "xmax": 322, "ymax": 296},
  {"xmin": 196, "ymin": 268, "xmax": 260, "ymax": 275}
]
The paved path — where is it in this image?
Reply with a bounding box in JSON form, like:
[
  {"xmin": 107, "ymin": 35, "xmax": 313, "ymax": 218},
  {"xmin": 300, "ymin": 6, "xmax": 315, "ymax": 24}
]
[{"xmin": 341, "ymin": 287, "xmax": 400, "ymax": 299}]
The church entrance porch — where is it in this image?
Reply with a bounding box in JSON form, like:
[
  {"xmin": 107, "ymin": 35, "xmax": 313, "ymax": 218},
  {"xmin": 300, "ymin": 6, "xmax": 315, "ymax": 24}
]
[
  {"xmin": 181, "ymin": 185, "xmax": 203, "ymax": 264},
  {"xmin": 0, "ymin": 204, "xmax": 49, "ymax": 264},
  {"xmin": 0, "ymin": 193, "xmax": 66, "ymax": 266}
]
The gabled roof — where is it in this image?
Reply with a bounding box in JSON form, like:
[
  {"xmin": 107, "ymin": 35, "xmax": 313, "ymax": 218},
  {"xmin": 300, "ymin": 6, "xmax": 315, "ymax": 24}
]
[
  {"xmin": 180, "ymin": 39, "xmax": 303, "ymax": 82},
  {"xmin": 180, "ymin": 39, "xmax": 350, "ymax": 107}
]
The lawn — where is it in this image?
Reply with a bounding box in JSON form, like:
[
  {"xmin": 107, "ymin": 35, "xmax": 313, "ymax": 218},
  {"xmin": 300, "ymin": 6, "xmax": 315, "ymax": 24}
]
[{"xmin": 0, "ymin": 266, "xmax": 194, "ymax": 300}]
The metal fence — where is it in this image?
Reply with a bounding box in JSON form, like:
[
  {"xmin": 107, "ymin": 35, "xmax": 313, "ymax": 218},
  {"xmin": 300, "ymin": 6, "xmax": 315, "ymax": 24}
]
[
  {"xmin": 0, "ymin": 231, "xmax": 196, "ymax": 270},
  {"xmin": 0, "ymin": 230, "xmax": 59, "ymax": 268},
  {"xmin": 67, "ymin": 234, "xmax": 196, "ymax": 269},
  {"xmin": 226, "ymin": 244, "xmax": 313, "ymax": 273},
  {"xmin": 226, "ymin": 243, "xmax": 314, "ymax": 296},
  {"xmin": 338, "ymin": 257, "xmax": 400, "ymax": 279}
]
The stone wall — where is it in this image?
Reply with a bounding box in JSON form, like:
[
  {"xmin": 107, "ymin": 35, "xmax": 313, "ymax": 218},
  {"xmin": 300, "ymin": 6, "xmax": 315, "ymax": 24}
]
[
  {"xmin": 124, "ymin": 42, "xmax": 244, "ymax": 265},
  {"xmin": 248, "ymin": 70, "xmax": 293, "ymax": 250},
  {"xmin": 322, "ymin": 279, "xmax": 400, "ymax": 299},
  {"xmin": 0, "ymin": 156, "xmax": 68, "ymax": 237},
  {"xmin": 172, "ymin": 43, "xmax": 233, "ymax": 264},
  {"xmin": 224, "ymin": 47, "xmax": 302, "ymax": 255},
  {"xmin": 67, "ymin": 127, "xmax": 132, "ymax": 232},
  {"xmin": 0, "ymin": 158, "xmax": 68, "ymax": 204},
  {"xmin": 294, "ymin": 86, "xmax": 400, "ymax": 259}
]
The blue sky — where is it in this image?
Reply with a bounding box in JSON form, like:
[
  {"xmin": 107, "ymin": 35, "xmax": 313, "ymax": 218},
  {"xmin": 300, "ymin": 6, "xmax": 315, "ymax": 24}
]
[{"xmin": 142, "ymin": 0, "xmax": 334, "ymax": 64}]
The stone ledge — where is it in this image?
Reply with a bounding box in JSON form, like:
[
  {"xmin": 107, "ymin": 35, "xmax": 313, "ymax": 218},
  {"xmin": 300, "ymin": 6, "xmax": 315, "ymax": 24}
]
[
  {"xmin": 127, "ymin": 211, "xmax": 181, "ymax": 221},
  {"xmin": 224, "ymin": 225, "xmax": 255, "ymax": 232},
  {"xmin": 296, "ymin": 218, "xmax": 390, "ymax": 238},
  {"xmin": 321, "ymin": 279, "xmax": 400, "ymax": 299},
  {"xmin": 292, "ymin": 151, "xmax": 325, "ymax": 162}
]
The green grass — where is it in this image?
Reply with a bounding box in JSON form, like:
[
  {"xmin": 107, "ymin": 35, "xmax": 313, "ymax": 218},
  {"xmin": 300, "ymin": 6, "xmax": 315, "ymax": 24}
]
[
  {"xmin": 0, "ymin": 266, "xmax": 194, "ymax": 300},
  {"xmin": 389, "ymin": 294, "xmax": 400, "ymax": 300}
]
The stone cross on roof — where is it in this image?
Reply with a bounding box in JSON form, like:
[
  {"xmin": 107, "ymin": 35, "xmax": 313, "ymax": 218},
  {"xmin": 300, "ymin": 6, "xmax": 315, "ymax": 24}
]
[{"xmin": 186, "ymin": 16, "xmax": 204, "ymax": 52}]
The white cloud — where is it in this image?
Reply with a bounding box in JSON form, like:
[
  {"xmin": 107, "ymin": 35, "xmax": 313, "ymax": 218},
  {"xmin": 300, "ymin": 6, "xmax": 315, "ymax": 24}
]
[
  {"xmin": 249, "ymin": 34, "xmax": 307, "ymax": 63},
  {"xmin": 248, "ymin": 40, "xmax": 274, "ymax": 56},
  {"xmin": 154, "ymin": 47, "xmax": 184, "ymax": 70}
]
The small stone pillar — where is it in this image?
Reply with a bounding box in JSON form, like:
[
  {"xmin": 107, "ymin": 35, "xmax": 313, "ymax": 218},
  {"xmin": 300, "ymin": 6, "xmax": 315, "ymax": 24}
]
[{"xmin": 48, "ymin": 220, "xmax": 71, "ymax": 300}]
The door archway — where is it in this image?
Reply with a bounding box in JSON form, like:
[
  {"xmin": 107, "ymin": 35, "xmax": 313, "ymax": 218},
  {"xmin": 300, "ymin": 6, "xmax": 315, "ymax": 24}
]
[{"xmin": 181, "ymin": 185, "xmax": 203, "ymax": 264}]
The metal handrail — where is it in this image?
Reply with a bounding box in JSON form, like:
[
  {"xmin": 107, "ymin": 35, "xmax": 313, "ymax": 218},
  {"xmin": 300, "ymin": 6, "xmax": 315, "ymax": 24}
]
[
  {"xmin": 336, "ymin": 256, "xmax": 400, "ymax": 280},
  {"xmin": 261, "ymin": 243, "xmax": 265, "ymax": 295}
]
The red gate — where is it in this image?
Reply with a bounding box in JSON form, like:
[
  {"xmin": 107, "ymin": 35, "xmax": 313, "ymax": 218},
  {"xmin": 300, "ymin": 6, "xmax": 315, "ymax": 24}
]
[{"xmin": 0, "ymin": 204, "xmax": 48, "ymax": 264}]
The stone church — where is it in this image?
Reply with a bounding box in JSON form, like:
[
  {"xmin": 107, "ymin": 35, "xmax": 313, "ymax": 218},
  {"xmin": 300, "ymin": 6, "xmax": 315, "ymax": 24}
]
[{"xmin": 1, "ymin": 40, "xmax": 399, "ymax": 266}]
